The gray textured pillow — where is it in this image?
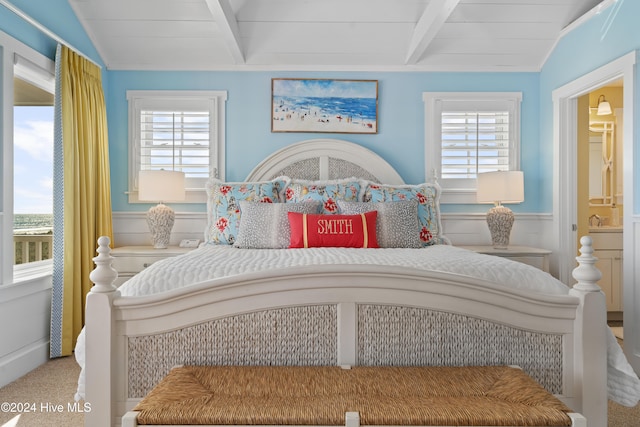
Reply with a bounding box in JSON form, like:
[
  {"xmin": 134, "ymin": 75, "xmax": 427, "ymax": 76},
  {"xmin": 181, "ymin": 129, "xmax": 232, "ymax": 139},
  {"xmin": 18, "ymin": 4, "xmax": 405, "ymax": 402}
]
[
  {"xmin": 234, "ymin": 201, "xmax": 321, "ymax": 249},
  {"xmin": 337, "ymin": 200, "xmax": 422, "ymax": 248}
]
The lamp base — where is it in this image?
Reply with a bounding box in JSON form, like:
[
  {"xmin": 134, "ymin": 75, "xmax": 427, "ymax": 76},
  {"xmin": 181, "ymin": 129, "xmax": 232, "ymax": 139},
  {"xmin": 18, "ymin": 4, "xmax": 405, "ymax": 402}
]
[
  {"xmin": 146, "ymin": 203, "xmax": 175, "ymax": 249},
  {"xmin": 486, "ymin": 205, "xmax": 514, "ymax": 249}
]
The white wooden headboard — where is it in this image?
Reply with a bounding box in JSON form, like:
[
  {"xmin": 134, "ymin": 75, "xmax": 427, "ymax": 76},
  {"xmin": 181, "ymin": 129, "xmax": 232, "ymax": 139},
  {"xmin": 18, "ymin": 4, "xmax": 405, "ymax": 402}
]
[{"xmin": 245, "ymin": 139, "xmax": 405, "ymax": 184}]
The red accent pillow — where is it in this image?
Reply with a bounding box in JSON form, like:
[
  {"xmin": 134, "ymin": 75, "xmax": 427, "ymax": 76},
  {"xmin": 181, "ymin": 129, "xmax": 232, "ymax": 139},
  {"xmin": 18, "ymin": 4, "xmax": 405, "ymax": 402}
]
[{"xmin": 288, "ymin": 211, "xmax": 379, "ymax": 248}]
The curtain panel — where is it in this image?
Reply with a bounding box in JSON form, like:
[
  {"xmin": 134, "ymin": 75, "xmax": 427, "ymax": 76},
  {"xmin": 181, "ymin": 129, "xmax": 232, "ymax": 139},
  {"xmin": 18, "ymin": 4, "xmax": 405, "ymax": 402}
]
[{"xmin": 51, "ymin": 45, "xmax": 113, "ymax": 358}]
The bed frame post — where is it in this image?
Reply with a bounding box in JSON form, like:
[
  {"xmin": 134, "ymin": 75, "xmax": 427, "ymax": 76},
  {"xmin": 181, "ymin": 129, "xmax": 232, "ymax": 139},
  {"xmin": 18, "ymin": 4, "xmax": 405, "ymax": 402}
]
[
  {"xmin": 570, "ymin": 236, "xmax": 607, "ymax": 427},
  {"xmin": 85, "ymin": 236, "xmax": 119, "ymax": 427}
]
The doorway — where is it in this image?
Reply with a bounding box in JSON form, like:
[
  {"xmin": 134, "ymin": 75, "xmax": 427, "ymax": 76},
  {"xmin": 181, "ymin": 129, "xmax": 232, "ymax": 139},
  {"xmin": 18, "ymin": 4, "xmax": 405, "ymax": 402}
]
[
  {"xmin": 552, "ymin": 51, "xmax": 637, "ymax": 372},
  {"xmin": 578, "ymin": 85, "xmax": 624, "ymax": 332}
]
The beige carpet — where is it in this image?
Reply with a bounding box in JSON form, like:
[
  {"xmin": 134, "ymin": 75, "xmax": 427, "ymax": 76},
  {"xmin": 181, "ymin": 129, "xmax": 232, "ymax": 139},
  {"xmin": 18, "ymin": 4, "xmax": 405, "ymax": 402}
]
[
  {"xmin": 1, "ymin": 356, "xmax": 639, "ymax": 426},
  {"xmin": 0, "ymin": 357, "xmax": 83, "ymax": 427}
]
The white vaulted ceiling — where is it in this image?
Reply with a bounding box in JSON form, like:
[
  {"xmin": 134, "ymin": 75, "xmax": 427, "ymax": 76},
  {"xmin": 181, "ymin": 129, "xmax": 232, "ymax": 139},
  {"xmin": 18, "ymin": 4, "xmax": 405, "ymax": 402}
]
[{"xmin": 68, "ymin": 0, "xmax": 605, "ymax": 71}]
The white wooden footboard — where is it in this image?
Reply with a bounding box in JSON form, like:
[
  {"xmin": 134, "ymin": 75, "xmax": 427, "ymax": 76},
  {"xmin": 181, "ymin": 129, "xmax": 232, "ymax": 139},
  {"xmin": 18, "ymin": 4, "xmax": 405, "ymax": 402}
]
[{"xmin": 84, "ymin": 236, "xmax": 606, "ymax": 427}]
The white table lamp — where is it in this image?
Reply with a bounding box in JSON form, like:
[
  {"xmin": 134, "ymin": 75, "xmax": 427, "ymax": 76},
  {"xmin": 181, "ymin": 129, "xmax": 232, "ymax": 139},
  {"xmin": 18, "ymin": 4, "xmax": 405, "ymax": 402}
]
[
  {"xmin": 138, "ymin": 170, "xmax": 185, "ymax": 249},
  {"xmin": 477, "ymin": 171, "xmax": 524, "ymax": 249}
]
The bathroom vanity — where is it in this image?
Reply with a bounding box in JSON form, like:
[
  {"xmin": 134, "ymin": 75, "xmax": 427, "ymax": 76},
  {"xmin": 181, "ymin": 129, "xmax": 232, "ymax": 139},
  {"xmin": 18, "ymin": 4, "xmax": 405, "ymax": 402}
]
[{"xmin": 589, "ymin": 226, "xmax": 623, "ymax": 313}]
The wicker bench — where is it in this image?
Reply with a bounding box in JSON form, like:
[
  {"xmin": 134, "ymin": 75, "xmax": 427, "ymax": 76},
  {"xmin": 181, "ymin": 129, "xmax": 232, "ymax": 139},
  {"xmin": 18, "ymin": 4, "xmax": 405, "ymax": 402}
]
[{"xmin": 122, "ymin": 365, "xmax": 586, "ymax": 427}]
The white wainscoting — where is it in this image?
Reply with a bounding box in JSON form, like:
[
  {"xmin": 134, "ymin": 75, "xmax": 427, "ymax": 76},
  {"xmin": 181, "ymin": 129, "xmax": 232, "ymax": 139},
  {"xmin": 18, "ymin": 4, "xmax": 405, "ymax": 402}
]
[
  {"xmin": 112, "ymin": 212, "xmax": 207, "ymax": 248},
  {"xmin": 624, "ymin": 215, "xmax": 640, "ymax": 373},
  {"xmin": 442, "ymin": 213, "xmax": 553, "ymax": 247},
  {"xmin": 113, "ymin": 211, "xmax": 554, "ymax": 251},
  {"xmin": 0, "ymin": 278, "xmax": 52, "ymax": 388}
]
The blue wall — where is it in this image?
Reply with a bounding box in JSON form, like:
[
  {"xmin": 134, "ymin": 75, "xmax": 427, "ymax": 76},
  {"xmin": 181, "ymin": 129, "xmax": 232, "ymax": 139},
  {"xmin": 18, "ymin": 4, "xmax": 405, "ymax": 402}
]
[
  {"xmin": 539, "ymin": 0, "xmax": 640, "ymax": 213},
  {"xmin": 0, "ymin": 0, "xmax": 102, "ymax": 65},
  {"xmin": 106, "ymin": 70, "xmax": 539, "ymax": 213},
  {"xmin": 3, "ymin": 0, "xmax": 638, "ymax": 217}
]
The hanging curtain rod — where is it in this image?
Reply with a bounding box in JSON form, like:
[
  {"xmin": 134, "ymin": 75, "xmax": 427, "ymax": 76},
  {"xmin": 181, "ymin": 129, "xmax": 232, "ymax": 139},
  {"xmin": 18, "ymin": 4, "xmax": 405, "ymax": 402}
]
[{"xmin": 0, "ymin": 0, "xmax": 102, "ymax": 68}]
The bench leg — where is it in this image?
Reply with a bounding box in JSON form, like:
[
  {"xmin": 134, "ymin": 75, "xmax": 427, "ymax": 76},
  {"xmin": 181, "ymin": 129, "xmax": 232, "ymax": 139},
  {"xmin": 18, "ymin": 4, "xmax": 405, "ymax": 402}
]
[
  {"xmin": 569, "ymin": 412, "xmax": 587, "ymax": 427},
  {"xmin": 121, "ymin": 411, "xmax": 139, "ymax": 427},
  {"xmin": 345, "ymin": 411, "xmax": 360, "ymax": 427}
]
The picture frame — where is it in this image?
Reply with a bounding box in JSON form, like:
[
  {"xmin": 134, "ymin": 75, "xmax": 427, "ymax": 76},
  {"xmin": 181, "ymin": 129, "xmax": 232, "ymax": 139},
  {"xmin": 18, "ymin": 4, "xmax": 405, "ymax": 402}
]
[{"xmin": 272, "ymin": 78, "xmax": 378, "ymax": 134}]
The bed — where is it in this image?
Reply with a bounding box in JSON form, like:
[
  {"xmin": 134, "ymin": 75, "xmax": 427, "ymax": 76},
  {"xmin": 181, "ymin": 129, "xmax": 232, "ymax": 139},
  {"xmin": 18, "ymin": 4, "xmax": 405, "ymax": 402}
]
[{"xmin": 78, "ymin": 138, "xmax": 640, "ymax": 427}]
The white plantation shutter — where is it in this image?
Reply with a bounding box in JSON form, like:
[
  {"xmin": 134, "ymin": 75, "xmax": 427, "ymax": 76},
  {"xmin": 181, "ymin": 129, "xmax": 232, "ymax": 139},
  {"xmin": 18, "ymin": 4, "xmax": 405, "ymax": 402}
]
[
  {"xmin": 128, "ymin": 91, "xmax": 227, "ymax": 202},
  {"xmin": 424, "ymin": 92, "xmax": 521, "ymax": 203},
  {"xmin": 139, "ymin": 109, "xmax": 211, "ymax": 180},
  {"xmin": 440, "ymin": 111, "xmax": 510, "ymax": 179}
]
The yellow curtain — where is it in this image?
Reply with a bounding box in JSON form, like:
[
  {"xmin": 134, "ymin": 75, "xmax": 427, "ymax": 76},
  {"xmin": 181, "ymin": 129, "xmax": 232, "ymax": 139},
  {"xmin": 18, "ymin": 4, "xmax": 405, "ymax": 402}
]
[{"xmin": 53, "ymin": 45, "xmax": 113, "ymax": 357}]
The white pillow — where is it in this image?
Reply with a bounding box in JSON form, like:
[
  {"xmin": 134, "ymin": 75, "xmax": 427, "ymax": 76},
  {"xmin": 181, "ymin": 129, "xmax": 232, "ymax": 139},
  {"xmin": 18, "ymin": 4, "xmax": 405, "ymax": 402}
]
[
  {"xmin": 337, "ymin": 200, "xmax": 422, "ymax": 248},
  {"xmin": 234, "ymin": 201, "xmax": 321, "ymax": 249}
]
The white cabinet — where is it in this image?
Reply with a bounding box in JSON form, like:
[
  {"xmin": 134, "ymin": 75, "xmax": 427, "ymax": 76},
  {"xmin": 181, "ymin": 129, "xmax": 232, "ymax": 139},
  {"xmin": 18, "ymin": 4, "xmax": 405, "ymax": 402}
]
[
  {"xmin": 110, "ymin": 245, "xmax": 195, "ymax": 287},
  {"xmin": 589, "ymin": 230, "xmax": 623, "ymax": 312}
]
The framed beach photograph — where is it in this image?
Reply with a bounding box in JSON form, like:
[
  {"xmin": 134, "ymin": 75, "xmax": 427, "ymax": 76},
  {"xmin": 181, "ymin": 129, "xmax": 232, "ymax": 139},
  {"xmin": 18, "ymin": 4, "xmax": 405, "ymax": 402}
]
[{"xmin": 272, "ymin": 78, "xmax": 378, "ymax": 134}]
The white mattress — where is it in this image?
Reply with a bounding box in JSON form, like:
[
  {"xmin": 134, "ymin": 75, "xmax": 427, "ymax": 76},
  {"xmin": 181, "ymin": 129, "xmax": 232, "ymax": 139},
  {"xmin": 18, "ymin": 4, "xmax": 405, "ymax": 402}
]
[{"xmin": 75, "ymin": 244, "xmax": 640, "ymax": 407}]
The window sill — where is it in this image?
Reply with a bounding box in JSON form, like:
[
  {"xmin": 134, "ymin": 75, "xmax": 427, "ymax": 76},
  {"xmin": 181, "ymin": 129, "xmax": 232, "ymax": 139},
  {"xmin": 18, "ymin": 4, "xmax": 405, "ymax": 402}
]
[
  {"xmin": 13, "ymin": 259, "xmax": 53, "ymax": 283},
  {"xmin": 0, "ymin": 260, "xmax": 53, "ymax": 303}
]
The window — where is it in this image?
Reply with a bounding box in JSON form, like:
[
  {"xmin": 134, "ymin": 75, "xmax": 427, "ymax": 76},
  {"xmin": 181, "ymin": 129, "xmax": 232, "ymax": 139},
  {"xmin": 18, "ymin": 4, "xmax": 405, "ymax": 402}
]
[
  {"xmin": 0, "ymin": 34, "xmax": 55, "ymax": 283},
  {"xmin": 127, "ymin": 91, "xmax": 227, "ymax": 203},
  {"xmin": 423, "ymin": 92, "xmax": 522, "ymax": 204},
  {"xmin": 13, "ymin": 55, "xmax": 55, "ymax": 271},
  {"xmin": 13, "ymin": 99, "xmax": 54, "ymax": 266}
]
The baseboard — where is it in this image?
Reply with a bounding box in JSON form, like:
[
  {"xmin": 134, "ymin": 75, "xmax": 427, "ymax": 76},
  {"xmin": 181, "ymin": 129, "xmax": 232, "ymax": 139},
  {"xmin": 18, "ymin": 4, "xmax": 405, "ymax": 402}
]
[{"xmin": 0, "ymin": 339, "xmax": 50, "ymax": 388}]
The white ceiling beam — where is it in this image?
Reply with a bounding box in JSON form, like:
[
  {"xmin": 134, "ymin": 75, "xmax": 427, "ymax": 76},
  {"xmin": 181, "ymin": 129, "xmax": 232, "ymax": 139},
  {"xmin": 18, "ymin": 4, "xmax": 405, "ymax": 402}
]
[
  {"xmin": 405, "ymin": 0, "xmax": 461, "ymax": 65},
  {"xmin": 205, "ymin": 0, "xmax": 244, "ymax": 64}
]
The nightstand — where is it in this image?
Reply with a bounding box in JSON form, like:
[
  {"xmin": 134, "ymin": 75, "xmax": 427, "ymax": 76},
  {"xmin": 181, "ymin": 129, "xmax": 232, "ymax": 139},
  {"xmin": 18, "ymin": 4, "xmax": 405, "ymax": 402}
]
[
  {"xmin": 458, "ymin": 245, "xmax": 552, "ymax": 273},
  {"xmin": 110, "ymin": 245, "xmax": 195, "ymax": 286}
]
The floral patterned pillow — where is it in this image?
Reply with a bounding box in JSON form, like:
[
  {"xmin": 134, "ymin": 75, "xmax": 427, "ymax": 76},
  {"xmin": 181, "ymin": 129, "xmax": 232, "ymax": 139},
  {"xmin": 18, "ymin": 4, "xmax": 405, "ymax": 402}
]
[
  {"xmin": 363, "ymin": 181, "xmax": 448, "ymax": 246},
  {"xmin": 205, "ymin": 177, "xmax": 290, "ymax": 245},
  {"xmin": 284, "ymin": 178, "xmax": 363, "ymax": 214}
]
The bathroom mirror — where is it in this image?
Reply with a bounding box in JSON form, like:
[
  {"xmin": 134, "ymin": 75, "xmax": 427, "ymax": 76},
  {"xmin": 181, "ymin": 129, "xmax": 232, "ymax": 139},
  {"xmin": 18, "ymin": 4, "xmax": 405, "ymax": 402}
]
[{"xmin": 588, "ymin": 120, "xmax": 615, "ymax": 206}]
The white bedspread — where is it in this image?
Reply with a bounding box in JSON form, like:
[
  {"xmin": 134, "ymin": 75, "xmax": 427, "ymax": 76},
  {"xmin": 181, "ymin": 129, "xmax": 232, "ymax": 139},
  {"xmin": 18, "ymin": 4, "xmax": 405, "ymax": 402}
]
[
  {"xmin": 75, "ymin": 245, "xmax": 640, "ymax": 407},
  {"xmin": 120, "ymin": 244, "xmax": 569, "ymax": 296}
]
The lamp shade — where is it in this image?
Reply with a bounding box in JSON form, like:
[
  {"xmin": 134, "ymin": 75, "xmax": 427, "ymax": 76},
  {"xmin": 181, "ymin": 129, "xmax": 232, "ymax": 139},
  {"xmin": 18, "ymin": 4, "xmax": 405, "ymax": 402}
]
[
  {"xmin": 477, "ymin": 171, "xmax": 524, "ymax": 204},
  {"xmin": 138, "ymin": 170, "xmax": 185, "ymax": 202},
  {"xmin": 597, "ymin": 100, "xmax": 612, "ymax": 115}
]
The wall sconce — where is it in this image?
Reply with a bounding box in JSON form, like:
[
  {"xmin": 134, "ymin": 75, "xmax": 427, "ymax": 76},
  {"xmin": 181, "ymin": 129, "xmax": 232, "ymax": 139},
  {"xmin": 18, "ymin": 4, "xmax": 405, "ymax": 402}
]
[
  {"xmin": 477, "ymin": 171, "xmax": 524, "ymax": 248},
  {"xmin": 596, "ymin": 94, "xmax": 612, "ymax": 115},
  {"xmin": 138, "ymin": 170, "xmax": 185, "ymax": 249}
]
